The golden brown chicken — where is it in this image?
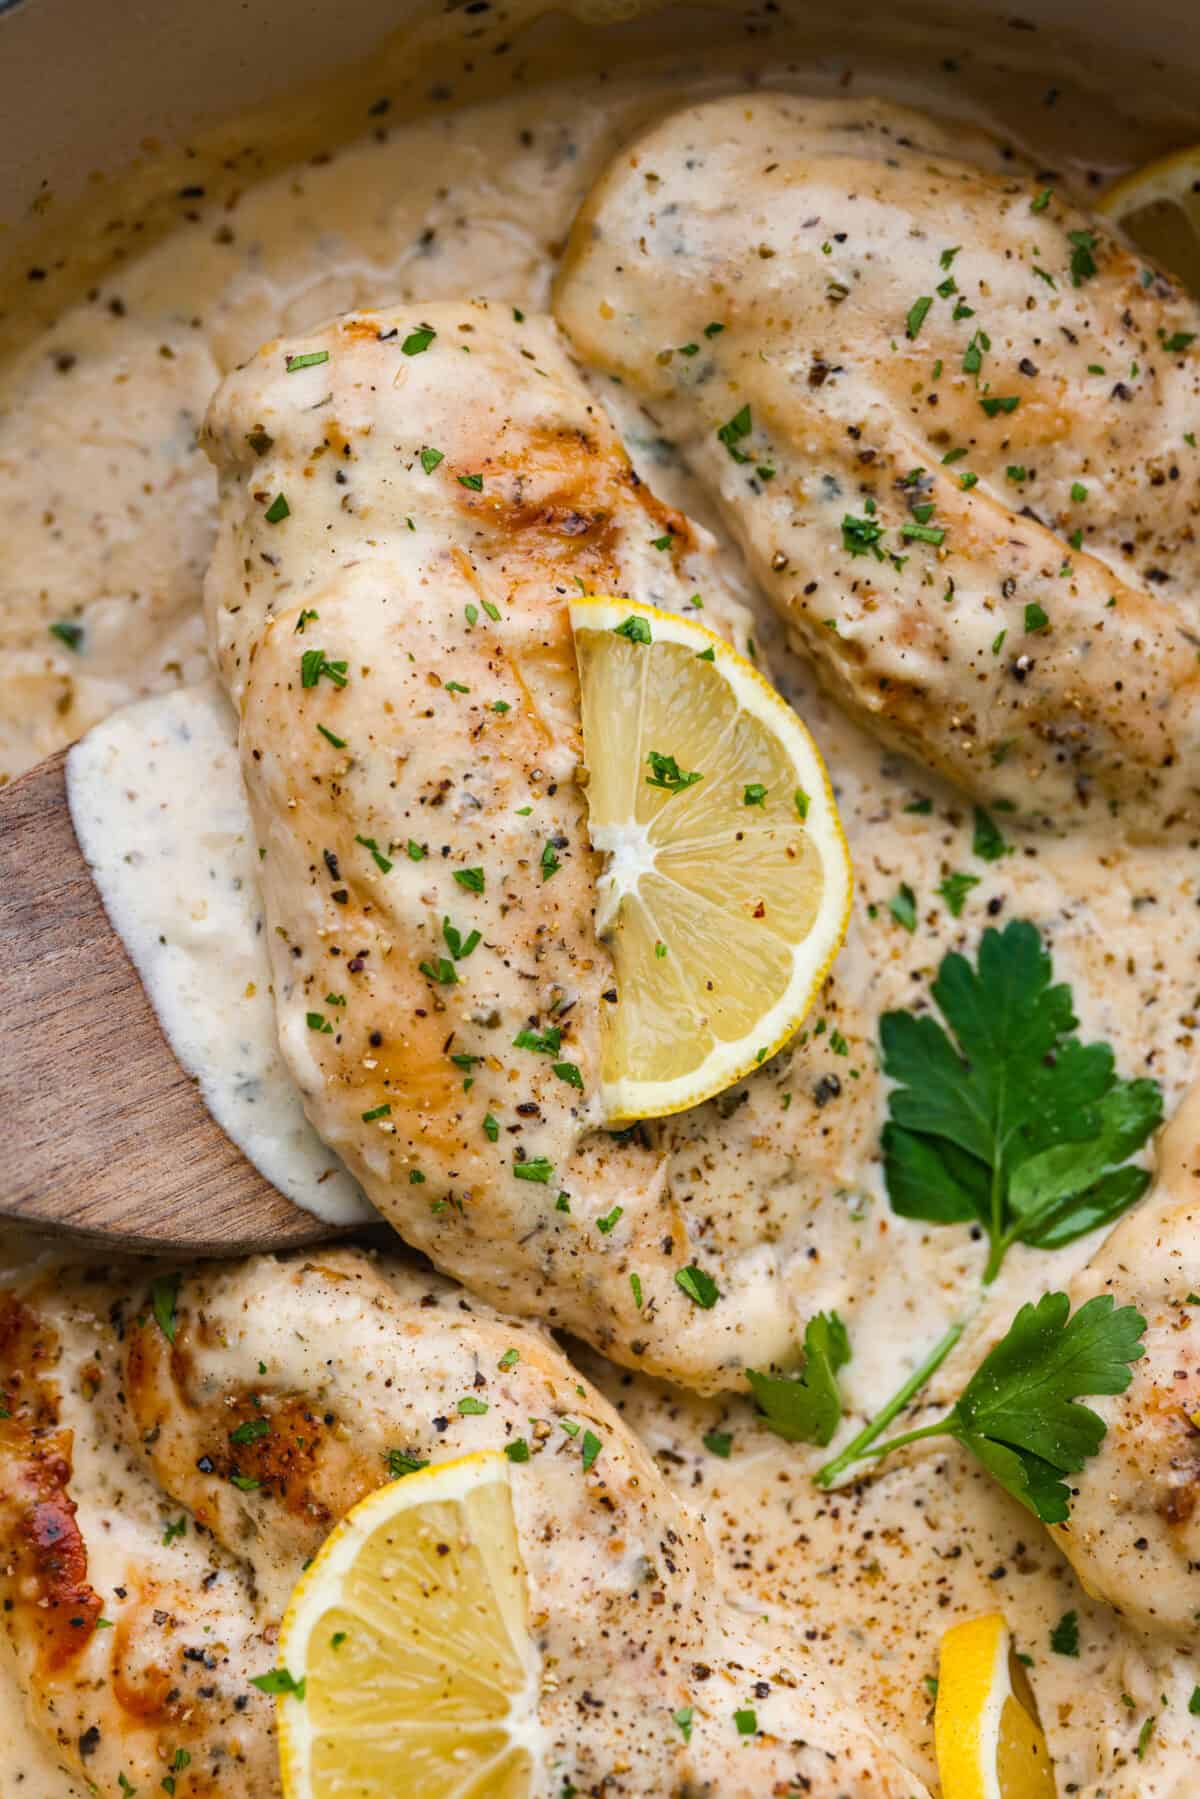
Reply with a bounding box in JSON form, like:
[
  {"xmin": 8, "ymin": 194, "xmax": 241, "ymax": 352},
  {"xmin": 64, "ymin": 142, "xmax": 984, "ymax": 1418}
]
[
  {"xmin": 201, "ymin": 299, "xmax": 892, "ymax": 1395},
  {"xmin": 0, "ymin": 1250, "xmax": 928, "ymax": 1797}
]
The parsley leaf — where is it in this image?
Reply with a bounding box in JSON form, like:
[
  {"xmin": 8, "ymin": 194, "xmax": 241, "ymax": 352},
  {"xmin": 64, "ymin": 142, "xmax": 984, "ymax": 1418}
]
[
  {"xmin": 941, "ymin": 1291, "xmax": 1145, "ymax": 1523},
  {"xmin": 880, "ymin": 921, "xmax": 1162, "ymax": 1278},
  {"xmin": 746, "ymin": 1311, "xmax": 850, "ymax": 1447}
]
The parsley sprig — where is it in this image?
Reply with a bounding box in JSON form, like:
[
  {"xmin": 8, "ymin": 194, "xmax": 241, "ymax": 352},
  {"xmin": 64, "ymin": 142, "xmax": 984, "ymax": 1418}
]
[
  {"xmin": 880, "ymin": 919, "xmax": 1161, "ymax": 1281},
  {"xmin": 747, "ymin": 920, "xmax": 1159, "ymax": 1520},
  {"xmin": 834, "ymin": 1293, "xmax": 1144, "ymax": 1522}
]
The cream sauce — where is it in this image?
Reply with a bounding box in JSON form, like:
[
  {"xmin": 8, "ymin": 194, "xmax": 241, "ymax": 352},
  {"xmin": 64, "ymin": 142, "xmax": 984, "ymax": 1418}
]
[
  {"xmin": 65, "ymin": 681, "xmax": 373, "ymax": 1225},
  {"xmin": 3, "ymin": 10, "xmax": 1200, "ymax": 1796}
]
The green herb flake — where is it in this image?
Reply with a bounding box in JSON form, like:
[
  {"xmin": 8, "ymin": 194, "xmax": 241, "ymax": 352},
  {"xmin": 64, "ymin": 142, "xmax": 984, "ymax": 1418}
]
[
  {"xmin": 387, "ymin": 1449, "xmax": 429, "ymax": 1477},
  {"xmin": 457, "ymin": 1396, "xmax": 489, "ymax": 1415},
  {"xmin": 734, "ymin": 1708, "xmax": 758, "ymax": 1736},
  {"xmin": 716, "ymin": 403, "xmax": 753, "ymax": 463},
  {"xmin": 151, "ymin": 1274, "xmax": 180, "ymax": 1345},
  {"xmin": 454, "ymin": 866, "xmax": 485, "ymax": 893},
  {"xmin": 420, "ymin": 446, "xmax": 445, "ymax": 474},
  {"xmin": 673, "ymin": 1705, "xmax": 694, "ymax": 1742},
  {"xmin": 614, "ymin": 614, "xmax": 652, "ymax": 644},
  {"xmin": 355, "ymin": 834, "xmax": 393, "ymax": 873},
  {"xmin": 250, "ymin": 1667, "xmax": 307, "ymax": 1699},
  {"xmin": 581, "ymin": 1429, "xmax": 602, "ymax": 1471},
  {"xmin": 514, "ymin": 1156, "xmax": 554, "ymax": 1184},
  {"xmin": 906, "ymin": 295, "xmax": 933, "ymax": 339},
  {"xmin": 675, "ymin": 1264, "xmax": 721, "ymax": 1309},
  {"xmin": 1050, "ymin": 1610, "xmax": 1080, "ymax": 1656},
  {"xmin": 49, "ymin": 620, "xmax": 84, "ymax": 651},
  {"xmin": 230, "ymin": 1417, "xmax": 270, "ymax": 1446},
  {"xmin": 646, "ymin": 751, "xmax": 703, "ymax": 796},
  {"xmin": 889, "ymin": 883, "xmax": 918, "ymax": 932},
  {"xmin": 285, "ymin": 350, "xmax": 330, "ymax": 372},
  {"xmin": 937, "ymin": 871, "xmax": 980, "ymax": 918},
  {"xmin": 703, "ymin": 1428, "xmax": 733, "ymax": 1458},
  {"xmin": 264, "ymin": 493, "xmax": 290, "ymax": 524},
  {"xmin": 1025, "ymin": 601, "xmax": 1049, "ymax": 633}
]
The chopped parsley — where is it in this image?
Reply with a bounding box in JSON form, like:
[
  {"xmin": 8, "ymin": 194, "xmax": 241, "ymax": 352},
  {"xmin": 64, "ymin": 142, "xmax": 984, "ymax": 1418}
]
[
  {"xmin": 49, "ymin": 619, "xmax": 84, "ymax": 651},
  {"xmin": 743, "ymin": 783, "xmax": 768, "ymax": 807},
  {"xmin": 972, "ymin": 807, "xmax": 1009, "ymax": 862},
  {"xmin": 716, "ymin": 403, "xmax": 753, "ymax": 463},
  {"xmin": 675, "ymin": 1264, "xmax": 720, "ymax": 1308},
  {"xmin": 454, "ymin": 866, "xmax": 485, "ymax": 893},
  {"xmin": 285, "ymin": 350, "xmax": 330, "ymax": 372},
  {"xmin": 505, "ymin": 1438, "xmax": 530, "ymax": 1463},
  {"xmin": 250, "ymin": 1668, "xmax": 307, "ymax": 1699},
  {"xmin": 151, "ymin": 1274, "xmax": 180, "ymax": 1344},
  {"xmin": 420, "ymin": 446, "xmax": 444, "ymax": 474},
  {"xmin": 646, "ymin": 751, "xmax": 703, "ymax": 795},
  {"xmin": 513, "ymin": 1156, "xmax": 554, "ymax": 1184},
  {"xmin": 842, "ymin": 512, "xmax": 886, "ymax": 560},
  {"xmin": 936, "ymin": 871, "xmax": 980, "ymax": 917},
  {"xmin": 401, "ymin": 325, "xmax": 436, "ymax": 355},
  {"xmin": 300, "ymin": 649, "xmax": 348, "ymax": 689},
  {"xmin": 1050, "ymin": 1610, "xmax": 1080, "ymax": 1656},
  {"xmin": 457, "ymin": 1396, "xmax": 489, "ymax": 1415},
  {"xmin": 264, "ymin": 493, "xmax": 290, "ymax": 524},
  {"xmin": 614, "ymin": 614, "xmax": 652, "ymax": 644},
  {"xmin": 906, "ymin": 295, "xmax": 933, "ymax": 339},
  {"xmin": 355, "ymin": 834, "xmax": 393, "ymax": 873},
  {"xmin": 889, "ymin": 883, "xmax": 918, "ymax": 932},
  {"xmin": 1067, "ymin": 228, "xmax": 1099, "ymax": 286},
  {"xmin": 1025, "ymin": 601, "xmax": 1049, "ymax": 633},
  {"xmin": 387, "ymin": 1449, "xmax": 429, "ymax": 1477}
]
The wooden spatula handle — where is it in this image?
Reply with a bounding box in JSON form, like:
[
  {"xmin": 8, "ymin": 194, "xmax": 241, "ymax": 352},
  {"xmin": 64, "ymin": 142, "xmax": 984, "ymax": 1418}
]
[{"xmin": 0, "ymin": 750, "xmax": 338, "ymax": 1254}]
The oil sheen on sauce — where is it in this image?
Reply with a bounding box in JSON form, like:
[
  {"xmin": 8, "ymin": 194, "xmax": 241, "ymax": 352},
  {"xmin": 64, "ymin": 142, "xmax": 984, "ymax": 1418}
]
[{"xmin": 2, "ymin": 9, "xmax": 1199, "ymax": 1795}]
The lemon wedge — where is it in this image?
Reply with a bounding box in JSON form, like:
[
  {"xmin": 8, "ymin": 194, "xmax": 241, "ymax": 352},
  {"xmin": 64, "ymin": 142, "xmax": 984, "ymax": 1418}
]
[
  {"xmin": 1098, "ymin": 145, "xmax": 1200, "ymax": 295},
  {"xmin": 934, "ymin": 1613, "xmax": 1056, "ymax": 1799},
  {"xmin": 276, "ymin": 1451, "xmax": 541, "ymax": 1799},
  {"xmin": 570, "ymin": 597, "xmax": 852, "ymax": 1123}
]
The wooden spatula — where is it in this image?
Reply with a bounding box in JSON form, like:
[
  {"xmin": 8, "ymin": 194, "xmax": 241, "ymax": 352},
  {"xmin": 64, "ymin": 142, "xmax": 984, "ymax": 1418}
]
[{"xmin": 0, "ymin": 750, "xmax": 344, "ymax": 1255}]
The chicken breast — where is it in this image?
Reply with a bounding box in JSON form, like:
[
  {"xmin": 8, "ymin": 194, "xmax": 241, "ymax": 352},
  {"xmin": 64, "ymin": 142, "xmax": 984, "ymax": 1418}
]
[
  {"xmin": 0, "ymin": 1249, "xmax": 926, "ymax": 1798},
  {"xmin": 553, "ymin": 92, "xmax": 1200, "ymax": 835},
  {"xmin": 200, "ymin": 299, "xmax": 890, "ymax": 1393},
  {"xmin": 1052, "ymin": 1085, "xmax": 1200, "ymax": 1640}
]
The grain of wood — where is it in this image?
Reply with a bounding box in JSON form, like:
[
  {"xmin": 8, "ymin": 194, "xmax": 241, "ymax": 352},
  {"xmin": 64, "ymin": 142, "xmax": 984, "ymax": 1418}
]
[{"xmin": 0, "ymin": 750, "xmax": 341, "ymax": 1253}]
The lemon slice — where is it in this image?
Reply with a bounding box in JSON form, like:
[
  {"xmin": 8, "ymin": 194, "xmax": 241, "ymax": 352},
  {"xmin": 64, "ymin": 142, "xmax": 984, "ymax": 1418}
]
[
  {"xmin": 570, "ymin": 597, "xmax": 852, "ymax": 1123},
  {"xmin": 934, "ymin": 1613, "xmax": 1056, "ymax": 1799},
  {"xmin": 276, "ymin": 1451, "xmax": 541, "ymax": 1799},
  {"xmin": 1098, "ymin": 145, "xmax": 1200, "ymax": 295}
]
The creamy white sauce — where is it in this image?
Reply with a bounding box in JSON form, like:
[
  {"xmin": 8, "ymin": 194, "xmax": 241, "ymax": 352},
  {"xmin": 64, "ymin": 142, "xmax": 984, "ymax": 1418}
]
[{"xmin": 66, "ymin": 680, "xmax": 373, "ymax": 1225}]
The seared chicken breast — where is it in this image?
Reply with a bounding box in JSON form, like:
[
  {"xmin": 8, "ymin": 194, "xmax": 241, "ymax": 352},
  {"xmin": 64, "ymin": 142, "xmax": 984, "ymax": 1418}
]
[
  {"xmin": 1054, "ymin": 1084, "xmax": 1200, "ymax": 1640},
  {"xmin": 201, "ymin": 300, "xmax": 891, "ymax": 1393},
  {"xmin": 554, "ymin": 92, "xmax": 1200, "ymax": 834},
  {"xmin": 0, "ymin": 1250, "xmax": 926, "ymax": 1797}
]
